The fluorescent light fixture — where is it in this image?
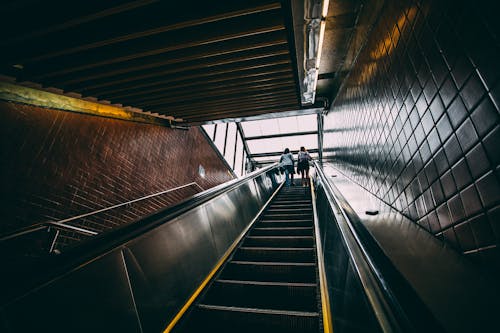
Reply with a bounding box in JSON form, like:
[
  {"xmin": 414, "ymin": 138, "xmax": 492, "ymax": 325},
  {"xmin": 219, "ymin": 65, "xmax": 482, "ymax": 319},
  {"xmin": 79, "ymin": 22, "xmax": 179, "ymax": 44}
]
[
  {"xmin": 316, "ymin": 20, "xmax": 326, "ymax": 69},
  {"xmin": 322, "ymin": 0, "xmax": 330, "ymax": 18},
  {"xmin": 301, "ymin": 0, "xmax": 329, "ymax": 105}
]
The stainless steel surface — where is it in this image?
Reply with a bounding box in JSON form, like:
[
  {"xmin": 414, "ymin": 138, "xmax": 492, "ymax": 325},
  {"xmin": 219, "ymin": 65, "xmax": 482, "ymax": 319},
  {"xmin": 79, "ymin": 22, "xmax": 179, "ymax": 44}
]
[
  {"xmin": 48, "ymin": 222, "xmax": 98, "ymax": 236},
  {"xmin": 54, "ymin": 182, "xmax": 204, "ymax": 225},
  {"xmin": 1, "ymin": 165, "xmax": 281, "ymax": 332},
  {"xmin": 314, "ymin": 161, "xmax": 398, "ymax": 332},
  {"xmin": 2, "ymin": 250, "xmax": 142, "ymax": 332},
  {"xmin": 322, "ymin": 163, "xmax": 500, "ymax": 332}
]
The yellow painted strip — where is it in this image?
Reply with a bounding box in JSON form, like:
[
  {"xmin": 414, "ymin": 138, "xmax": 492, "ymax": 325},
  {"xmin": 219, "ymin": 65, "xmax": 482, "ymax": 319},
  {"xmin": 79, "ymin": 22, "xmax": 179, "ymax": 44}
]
[
  {"xmin": 163, "ymin": 180, "xmax": 285, "ymax": 333},
  {"xmin": 0, "ymin": 81, "xmax": 175, "ymax": 127},
  {"xmin": 310, "ymin": 176, "xmax": 334, "ymax": 333}
]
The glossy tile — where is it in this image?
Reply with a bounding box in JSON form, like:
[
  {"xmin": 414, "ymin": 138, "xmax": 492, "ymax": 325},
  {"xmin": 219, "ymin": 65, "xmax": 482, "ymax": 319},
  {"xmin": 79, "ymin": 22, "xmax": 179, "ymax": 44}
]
[{"xmin": 323, "ymin": 0, "xmax": 500, "ymax": 275}]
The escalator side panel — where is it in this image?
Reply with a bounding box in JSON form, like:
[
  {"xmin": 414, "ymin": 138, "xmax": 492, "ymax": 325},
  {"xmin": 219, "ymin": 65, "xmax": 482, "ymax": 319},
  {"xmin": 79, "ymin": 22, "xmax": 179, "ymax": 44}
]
[
  {"xmin": 2, "ymin": 169, "xmax": 280, "ymax": 333},
  {"xmin": 315, "ymin": 183, "xmax": 382, "ymax": 333},
  {"xmin": 204, "ymin": 179, "xmax": 267, "ymax": 257},
  {"xmin": 123, "ymin": 208, "xmax": 219, "ymax": 333},
  {"xmin": 123, "ymin": 174, "xmax": 278, "ymax": 333},
  {"xmin": 2, "ymin": 250, "xmax": 142, "ymax": 333}
]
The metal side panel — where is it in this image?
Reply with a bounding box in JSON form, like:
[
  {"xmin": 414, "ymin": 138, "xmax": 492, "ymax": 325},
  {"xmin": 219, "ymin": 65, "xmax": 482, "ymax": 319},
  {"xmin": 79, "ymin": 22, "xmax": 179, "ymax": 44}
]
[
  {"xmin": 1, "ymin": 167, "xmax": 280, "ymax": 333},
  {"xmin": 2, "ymin": 250, "xmax": 141, "ymax": 333},
  {"xmin": 321, "ymin": 165, "xmax": 500, "ymax": 333},
  {"xmin": 123, "ymin": 207, "xmax": 218, "ymax": 333},
  {"xmin": 122, "ymin": 170, "xmax": 279, "ymax": 332},
  {"xmin": 314, "ymin": 182, "xmax": 382, "ymax": 333}
]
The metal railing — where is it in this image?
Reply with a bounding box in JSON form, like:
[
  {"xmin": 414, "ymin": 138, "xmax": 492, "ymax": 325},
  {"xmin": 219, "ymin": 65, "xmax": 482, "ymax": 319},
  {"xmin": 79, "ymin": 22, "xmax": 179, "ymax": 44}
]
[
  {"xmin": 1, "ymin": 181, "xmax": 205, "ymax": 254},
  {"xmin": 313, "ymin": 160, "xmax": 404, "ymax": 332}
]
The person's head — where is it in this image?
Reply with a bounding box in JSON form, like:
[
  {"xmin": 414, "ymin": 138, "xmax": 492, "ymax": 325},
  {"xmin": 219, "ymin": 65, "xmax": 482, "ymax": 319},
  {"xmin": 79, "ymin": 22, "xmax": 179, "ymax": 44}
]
[
  {"xmin": 300, "ymin": 146, "xmax": 305, "ymax": 152},
  {"xmin": 284, "ymin": 148, "xmax": 290, "ymax": 154}
]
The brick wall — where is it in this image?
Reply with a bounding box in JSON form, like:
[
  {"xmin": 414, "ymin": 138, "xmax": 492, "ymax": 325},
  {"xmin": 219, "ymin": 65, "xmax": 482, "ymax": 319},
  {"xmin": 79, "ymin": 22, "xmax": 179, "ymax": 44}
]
[
  {"xmin": 323, "ymin": 0, "xmax": 500, "ymax": 276},
  {"xmin": 0, "ymin": 101, "xmax": 234, "ymax": 248}
]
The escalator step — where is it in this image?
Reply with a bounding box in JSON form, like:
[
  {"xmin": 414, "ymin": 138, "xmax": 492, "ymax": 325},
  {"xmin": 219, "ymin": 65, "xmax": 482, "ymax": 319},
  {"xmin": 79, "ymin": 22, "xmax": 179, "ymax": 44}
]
[
  {"xmin": 244, "ymin": 236, "xmax": 314, "ymax": 247},
  {"xmin": 261, "ymin": 214, "xmax": 312, "ymax": 222},
  {"xmin": 220, "ymin": 261, "xmax": 316, "ymax": 283},
  {"xmin": 268, "ymin": 204, "xmax": 312, "ymax": 209},
  {"xmin": 258, "ymin": 221, "xmax": 312, "ymax": 227},
  {"xmin": 272, "ymin": 200, "xmax": 311, "ymax": 204},
  {"xmin": 266, "ymin": 208, "xmax": 313, "ymax": 212},
  {"xmin": 216, "ymin": 279, "xmax": 316, "ymax": 287},
  {"xmin": 202, "ymin": 279, "xmax": 317, "ymax": 311},
  {"xmin": 251, "ymin": 227, "xmax": 313, "ymax": 236},
  {"xmin": 264, "ymin": 210, "xmax": 312, "ymax": 214},
  {"xmin": 234, "ymin": 247, "xmax": 315, "ymax": 263},
  {"xmin": 191, "ymin": 304, "xmax": 319, "ymax": 333},
  {"xmin": 263, "ymin": 213, "xmax": 312, "ymax": 220}
]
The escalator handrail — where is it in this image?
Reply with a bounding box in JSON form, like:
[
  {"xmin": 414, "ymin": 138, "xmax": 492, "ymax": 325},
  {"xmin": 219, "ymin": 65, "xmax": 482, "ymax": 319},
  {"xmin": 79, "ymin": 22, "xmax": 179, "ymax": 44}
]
[
  {"xmin": 313, "ymin": 160, "xmax": 403, "ymax": 332},
  {"xmin": 2, "ymin": 163, "xmax": 280, "ymax": 307}
]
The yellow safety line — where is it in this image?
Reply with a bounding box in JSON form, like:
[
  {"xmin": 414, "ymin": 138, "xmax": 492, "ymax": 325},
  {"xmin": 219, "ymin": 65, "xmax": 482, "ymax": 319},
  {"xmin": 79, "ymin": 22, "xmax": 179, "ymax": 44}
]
[
  {"xmin": 310, "ymin": 176, "xmax": 334, "ymax": 333},
  {"xmin": 163, "ymin": 180, "xmax": 285, "ymax": 333}
]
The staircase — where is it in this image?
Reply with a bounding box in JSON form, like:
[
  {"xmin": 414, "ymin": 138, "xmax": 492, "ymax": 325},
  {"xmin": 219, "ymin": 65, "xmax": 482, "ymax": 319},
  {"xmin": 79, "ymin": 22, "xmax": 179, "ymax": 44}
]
[{"xmin": 175, "ymin": 182, "xmax": 323, "ymax": 333}]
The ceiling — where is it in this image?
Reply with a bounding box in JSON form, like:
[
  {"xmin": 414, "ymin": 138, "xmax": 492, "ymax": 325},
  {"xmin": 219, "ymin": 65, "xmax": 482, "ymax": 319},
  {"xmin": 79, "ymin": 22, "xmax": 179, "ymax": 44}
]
[
  {"xmin": 0, "ymin": 0, "xmax": 376, "ymax": 125},
  {"xmin": 241, "ymin": 113, "xmax": 320, "ymax": 165},
  {"xmin": 0, "ymin": 0, "xmax": 301, "ymax": 123}
]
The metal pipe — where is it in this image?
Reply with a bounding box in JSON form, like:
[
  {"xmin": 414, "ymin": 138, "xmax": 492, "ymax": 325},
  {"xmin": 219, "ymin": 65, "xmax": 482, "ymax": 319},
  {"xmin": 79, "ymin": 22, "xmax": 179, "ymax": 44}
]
[
  {"xmin": 301, "ymin": 0, "xmax": 329, "ymax": 105},
  {"xmin": 0, "ymin": 182, "xmax": 204, "ymax": 242}
]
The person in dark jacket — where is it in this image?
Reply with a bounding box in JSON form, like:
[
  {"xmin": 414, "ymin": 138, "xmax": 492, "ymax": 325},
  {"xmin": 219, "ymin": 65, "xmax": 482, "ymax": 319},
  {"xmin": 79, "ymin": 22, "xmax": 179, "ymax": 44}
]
[{"xmin": 297, "ymin": 146, "xmax": 312, "ymax": 187}]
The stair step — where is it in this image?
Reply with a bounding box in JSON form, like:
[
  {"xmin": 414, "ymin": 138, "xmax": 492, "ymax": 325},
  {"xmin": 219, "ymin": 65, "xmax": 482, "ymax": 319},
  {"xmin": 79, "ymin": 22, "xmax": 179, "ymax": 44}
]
[
  {"xmin": 278, "ymin": 189, "xmax": 309, "ymax": 193},
  {"xmin": 268, "ymin": 204, "xmax": 312, "ymax": 209},
  {"xmin": 258, "ymin": 221, "xmax": 312, "ymax": 228},
  {"xmin": 244, "ymin": 236, "xmax": 314, "ymax": 248},
  {"xmin": 267, "ymin": 207, "xmax": 312, "ymax": 212},
  {"xmin": 216, "ymin": 279, "xmax": 316, "ymax": 287},
  {"xmin": 271, "ymin": 200, "xmax": 311, "ymax": 205},
  {"xmin": 263, "ymin": 213, "xmax": 312, "ymax": 219},
  {"xmin": 234, "ymin": 247, "xmax": 315, "ymax": 263},
  {"xmin": 202, "ymin": 279, "xmax": 317, "ymax": 311},
  {"xmin": 220, "ymin": 261, "xmax": 316, "ymax": 283},
  {"xmin": 172, "ymin": 179, "xmax": 322, "ymax": 333},
  {"xmin": 276, "ymin": 193, "xmax": 309, "ymax": 196},
  {"xmin": 261, "ymin": 214, "xmax": 312, "ymax": 222},
  {"xmin": 186, "ymin": 304, "xmax": 319, "ymax": 333},
  {"xmin": 251, "ymin": 227, "xmax": 313, "ymax": 236},
  {"xmin": 265, "ymin": 211, "xmax": 312, "ymax": 215}
]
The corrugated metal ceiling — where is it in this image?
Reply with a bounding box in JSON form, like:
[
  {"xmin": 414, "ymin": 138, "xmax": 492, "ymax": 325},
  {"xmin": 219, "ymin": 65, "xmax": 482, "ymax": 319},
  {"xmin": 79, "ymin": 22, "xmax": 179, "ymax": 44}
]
[{"xmin": 0, "ymin": 0, "xmax": 301, "ymax": 124}]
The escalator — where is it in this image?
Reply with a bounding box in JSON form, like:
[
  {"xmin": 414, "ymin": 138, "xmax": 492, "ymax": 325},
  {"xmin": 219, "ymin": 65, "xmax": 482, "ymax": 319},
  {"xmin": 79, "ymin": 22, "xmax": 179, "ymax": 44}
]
[
  {"xmin": 2, "ymin": 163, "xmax": 444, "ymax": 333},
  {"xmin": 174, "ymin": 183, "xmax": 323, "ymax": 333}
]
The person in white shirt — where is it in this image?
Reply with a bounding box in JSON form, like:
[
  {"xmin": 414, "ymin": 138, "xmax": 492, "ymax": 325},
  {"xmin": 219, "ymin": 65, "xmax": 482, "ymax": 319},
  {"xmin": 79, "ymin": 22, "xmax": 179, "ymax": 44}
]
[
  {"xmin": 279, "ymin": 148, "xmax": 295, "ymax": 187},
  {"xmin": 297, "ymin": 146, "xmax": 312, "ymax": 187}
]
